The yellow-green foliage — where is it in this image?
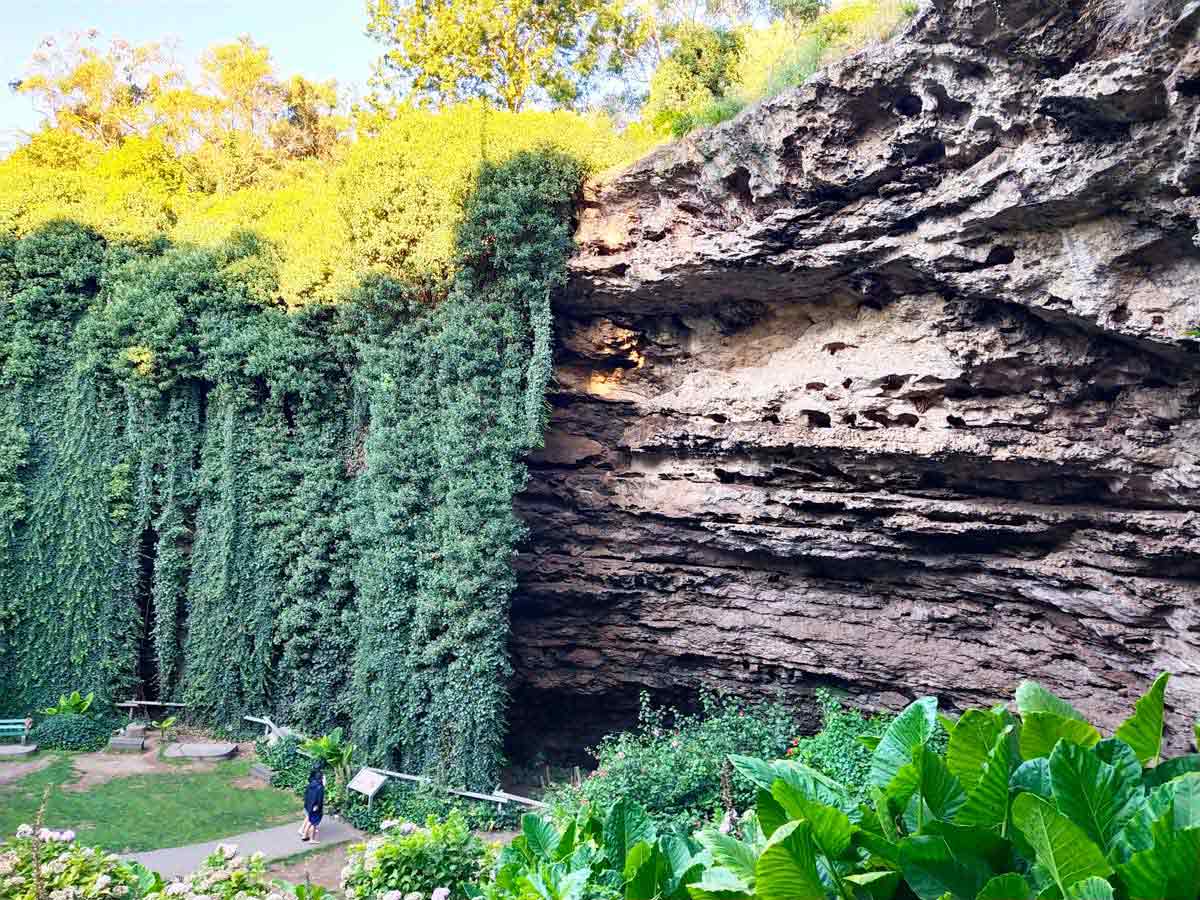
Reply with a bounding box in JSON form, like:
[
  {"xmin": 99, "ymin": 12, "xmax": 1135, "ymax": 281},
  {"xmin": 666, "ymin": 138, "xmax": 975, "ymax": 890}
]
[{"xmin": 0, "ymin": 103, "xmax": 652, "ymax": 307}]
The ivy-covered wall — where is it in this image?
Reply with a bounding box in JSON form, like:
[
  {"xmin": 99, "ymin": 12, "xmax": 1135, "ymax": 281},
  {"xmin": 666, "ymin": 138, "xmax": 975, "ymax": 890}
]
[{"xmin": 0, "ymin": 149, "xmax": 581, "ymax": 790}]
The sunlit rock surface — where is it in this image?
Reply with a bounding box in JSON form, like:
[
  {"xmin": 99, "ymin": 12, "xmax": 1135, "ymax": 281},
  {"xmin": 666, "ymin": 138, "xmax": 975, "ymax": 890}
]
[{"xmin": 509, "ymin": 0, "xmax": 1200, "ymax": 758}]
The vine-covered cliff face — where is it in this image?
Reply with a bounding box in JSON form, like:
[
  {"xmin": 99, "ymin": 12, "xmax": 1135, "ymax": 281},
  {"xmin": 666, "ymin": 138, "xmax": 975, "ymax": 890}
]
[{"xmin": 508, "ymin": 0, "xmax": 1200, "ymax": 757}]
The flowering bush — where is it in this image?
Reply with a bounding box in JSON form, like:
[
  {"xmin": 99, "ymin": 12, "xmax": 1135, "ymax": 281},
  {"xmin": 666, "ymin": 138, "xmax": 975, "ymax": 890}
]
[
  {"xmin": 341, "ymin": 813, "xmax": 487, "ymax": 900},
  {"xmin": 545, "ymin": 692, "xmax": 795, "ymax": 833},
  {"xmin": 142, "ymin": 843, "xmax": 284, "ymax": 900},
  {"xmin": 0, "ymin": 825, "xmax": 139, "ymax": 900}
]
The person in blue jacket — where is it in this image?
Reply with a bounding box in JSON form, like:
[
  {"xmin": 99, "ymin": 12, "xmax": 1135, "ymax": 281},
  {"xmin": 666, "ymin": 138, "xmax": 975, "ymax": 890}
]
[{"xmin": 301, "ymin": 765, "xmax": 325, "ymax": 842}]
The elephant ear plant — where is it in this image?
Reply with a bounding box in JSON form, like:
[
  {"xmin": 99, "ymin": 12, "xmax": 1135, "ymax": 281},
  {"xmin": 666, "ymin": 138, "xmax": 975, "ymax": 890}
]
[
  {"xmin": 301, "ymin": 727, "xmax": 356, "ymax": 785},
  {"xmin": 43, "ymin": 690, "xmax": 95, "ymax": 717},
  {"xmin": 471, "ymin": 798, "xmax": 707, "ymax": 900},
  {"xmin": 699, "ymin": 672, "xmax": 1200, "ymax": 900}
]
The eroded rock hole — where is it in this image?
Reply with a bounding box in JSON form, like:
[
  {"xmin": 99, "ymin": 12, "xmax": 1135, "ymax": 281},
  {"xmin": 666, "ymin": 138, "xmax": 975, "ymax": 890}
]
[
  {"xmin": 895, "ymin": 93, "xmax": 923, "ymax": 117},
  {"xmin": 723, "ymin": 166, "xmax": 754, "ymax": 206},
  {"xmin": 985, "ymin": 245, "xmax": 1016, "ymax": 266},
  {"xmin": 805, "ymin": 410, "xmax": 832, "ymax": 428}
]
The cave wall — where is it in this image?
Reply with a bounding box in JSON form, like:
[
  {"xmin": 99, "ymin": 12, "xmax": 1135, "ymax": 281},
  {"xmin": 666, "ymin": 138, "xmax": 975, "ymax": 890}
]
[{"xmin": 507, "ymin": 0, "xmax": 1200, "ymax": 759}]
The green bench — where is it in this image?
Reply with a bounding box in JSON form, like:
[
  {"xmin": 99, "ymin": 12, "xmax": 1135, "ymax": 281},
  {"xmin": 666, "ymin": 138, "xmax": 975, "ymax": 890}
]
[{"xmin": 0, "ymin": 718, "xmax": 31, "ymax": 744}]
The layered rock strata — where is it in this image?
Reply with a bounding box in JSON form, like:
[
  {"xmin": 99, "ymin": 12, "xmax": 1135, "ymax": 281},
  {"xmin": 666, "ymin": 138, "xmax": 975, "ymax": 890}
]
[{"xmin": 508, "ymin": 0, "xmax": 1200, "ymax": 758}]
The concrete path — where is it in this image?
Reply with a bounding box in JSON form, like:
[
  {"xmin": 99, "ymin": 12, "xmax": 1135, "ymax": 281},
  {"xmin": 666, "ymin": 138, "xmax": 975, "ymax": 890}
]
[{"xmin": 127, "ymin": 818, "xmax": 363, "ymax": 878}]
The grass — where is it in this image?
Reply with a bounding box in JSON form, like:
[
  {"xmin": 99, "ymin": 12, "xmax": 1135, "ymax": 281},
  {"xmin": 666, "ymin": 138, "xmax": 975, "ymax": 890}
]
[{"xmin": 0, "ymin": 753, "xmax": 301, "ymax": 852}]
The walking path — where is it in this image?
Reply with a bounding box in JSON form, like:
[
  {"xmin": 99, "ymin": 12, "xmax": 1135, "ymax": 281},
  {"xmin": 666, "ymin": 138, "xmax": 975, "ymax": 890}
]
[{"xmin": 127, "ymin": 818, "xmax": 363, "ymax": 878}]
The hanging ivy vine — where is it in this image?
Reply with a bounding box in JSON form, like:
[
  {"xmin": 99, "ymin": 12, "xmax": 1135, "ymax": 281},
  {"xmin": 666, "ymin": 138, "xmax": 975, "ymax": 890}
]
[{"xmin": 0, "ymin": 148, "xmax": 583, "ymax": 789}]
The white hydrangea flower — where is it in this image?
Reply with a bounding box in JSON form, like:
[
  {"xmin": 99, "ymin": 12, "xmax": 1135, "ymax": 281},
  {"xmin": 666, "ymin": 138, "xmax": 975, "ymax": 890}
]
[
  {"xmin": 432, "ymin": 888, "xmax": 450, "ymax": 900},
  {"xmin": 165, "ymin": 881, "xmax": 191, "ymax": 895},
  {"xmin": 16, "ymin": 825, "xmax": 34, "ymax": 838},
  {"xmin": 217, "ymin": 844, "xmax": 238, "ymax": 859},
  {"xmin": 382, "ymin": 891, "xmax": 403, "ymax": 900},
  {"xmin": 95, "ymin": 874, "xmax": 113, "ymax": 891},
  {"xmin": 113, "ymin": 888, "xmax": 129, "ymax": 897},
  {"xmin": 249, "ymin": 852, "xmax": 264, "ymax": 864},
  {"xmin": 61, "ymin": 830, "xmax": 76, "ymax": 842}
]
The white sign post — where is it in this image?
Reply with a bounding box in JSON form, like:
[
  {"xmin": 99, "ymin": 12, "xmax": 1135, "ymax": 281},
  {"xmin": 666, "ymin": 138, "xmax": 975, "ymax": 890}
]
[{"xmin": 347, "ymin": 768, "xmax": 388, "ymax": 810}]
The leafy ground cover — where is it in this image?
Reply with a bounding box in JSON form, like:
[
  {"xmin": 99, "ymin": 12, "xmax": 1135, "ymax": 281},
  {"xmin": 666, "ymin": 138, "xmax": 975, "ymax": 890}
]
[{"xmin": 0, "ymin": 753, "xmax": 300, "ymax": 852}]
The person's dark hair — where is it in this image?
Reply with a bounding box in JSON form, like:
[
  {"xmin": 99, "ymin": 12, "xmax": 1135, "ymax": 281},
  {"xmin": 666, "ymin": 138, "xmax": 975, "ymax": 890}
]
[{"xmin": 309, "ymin": 763, "xmax": 325, "ymax": 782}]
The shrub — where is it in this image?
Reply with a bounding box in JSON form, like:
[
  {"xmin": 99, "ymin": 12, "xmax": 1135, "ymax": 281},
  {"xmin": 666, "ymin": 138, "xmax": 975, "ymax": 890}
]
[
  {"xmin": 342, "ymin": 779, "xmax": 519, "ymax": 834},
  {"xmin": 29, "ymin": 712, "xmax": 111, "ymax": 751},
  {"xmin": 785, "ymin": 689, "xmax": 893, "ymax": 800},
  {"xmin": 341, "ymin": 812, "xmax": 487, "ymax": 900},
  {"xmin": 546, "ymin": 692, "xmax": 795, "ymax": 833},
  {"xmin": 0, "ymin": 826, "xmax": 139, "ymax": 900},
  {"xmin": 142, "ymin": 843, "xmax": 284, "ymax": 900}
]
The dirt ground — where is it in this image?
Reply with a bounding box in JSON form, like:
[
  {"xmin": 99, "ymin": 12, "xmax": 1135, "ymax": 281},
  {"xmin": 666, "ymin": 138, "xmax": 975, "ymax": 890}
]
[
  {"xmin": 268, "ymin": 841, "xmax": 352, "ymax": 891},
  {"xmin": 63, "ymin": 736, "xmax": 259, "ymax": 791},
  {"xmin": 0, "ymin": 756, "xmax": 53, "ymax": 785}
]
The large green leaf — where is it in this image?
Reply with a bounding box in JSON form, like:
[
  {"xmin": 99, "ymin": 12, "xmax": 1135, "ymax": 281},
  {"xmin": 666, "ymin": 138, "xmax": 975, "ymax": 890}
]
[
  {"xmin": 755, "ymin": 787, "xmax": 789, "ymax": 838},
  {"xmin": 1012, "ymin": 759, "xmax": 1053, "ymax": 800},
  {"xmin": 872, "ymin": 785, "xmax": 899, "ymax": 842},
  {"xmin": 1116, "ymin": 827, "xmax": 1200, "ymax": 900},
  {"xmin": 1049, "ymin": 741, "xmax": 1143, "ymax": 853},
  {"xmin": 523, "ymin": 814, "xmax": 562, "ymax": 862},
  {"xmin": 1110, "ymin": 774, "xmax": 1200, "ymax": 862},
  {"xmin": 626, "ymin": 841, "xmax": 676, "ymax": 900},
  {"xmin": 1094, "ymin": 739, "xmax": 1143, "ymax": 793},
  {"xmin": 846, "ymin": 870, "xmax": 901, "ymax": 900},
  {"xmin": 855, "ymin": 831, "xmax": 901, "ymax": 867},
  {"xmin": 899, "ymin": 835, "xmax": 994, "ymax": 900},
  {"xmin": 1065, "ymin": 877, "xmax": 1114, "ymax": 900},
  {"xmin": 976, "ymin": 873, "xmax": 1032, "ymax": 900},
  {"xmin": 686, "ymin": 867, "xmax": 753, "ymax": 900},
  {"xmin": 1114, "ymin": 674, "xmax": 1169, "ymax": 767},
  {"xmin": 1016, "ymin": 682, "xmax": 1087, "ymax": 722},
  {"xmin": 604, "ymin": 799, "xmax": 655, "ymax": 872},
  {"xmin": 893, "ymin": 744, "xmax": 967, "ymax": 825},
  {"xmin": 729, "ymin": 755, "xmax": 785, "ymax": 792},
  {"xmin": 754, "ymin": 819, "xmax": 826, "ymax": 900},
  {"xmin": 1012, "ymin": 793, "xmax": 1112, "ymax": 897},
  {"xmin": 1019, "ymin": 713, "xmax": 1101, "ymax": 761},
  {"xmin": 1142, "ymin": 753, "xmax": 1200, "ymax": 789},
  {"xmin": 770, "ymin": 778, "xmax": 853, "ymax": 858},
  {"xmin": 697, "ymin": 831, "xmax": 758, "ymax": 884},
  {"xmin": 956, "ymin": 726, "xmax": 1016, "ymax": 832},
  {"xmin": 947, "ymin": 710, "xmax": 1008, "ymax": 793},
  {"xmin": 870, "ymin": 697, "xmax": 938, "ymax": 790}
]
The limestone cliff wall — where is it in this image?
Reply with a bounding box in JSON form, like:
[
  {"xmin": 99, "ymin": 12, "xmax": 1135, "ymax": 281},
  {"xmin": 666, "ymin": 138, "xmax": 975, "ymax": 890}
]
[{"xmin": 508, "ymin": 0, "xmax": 1200, "ymax": 757}]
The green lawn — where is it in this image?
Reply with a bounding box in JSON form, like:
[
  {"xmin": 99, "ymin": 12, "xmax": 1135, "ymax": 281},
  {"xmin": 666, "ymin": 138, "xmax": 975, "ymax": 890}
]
[{"xmin": 0, "ymin": 754, "xmax": 301, "ymax": 852}]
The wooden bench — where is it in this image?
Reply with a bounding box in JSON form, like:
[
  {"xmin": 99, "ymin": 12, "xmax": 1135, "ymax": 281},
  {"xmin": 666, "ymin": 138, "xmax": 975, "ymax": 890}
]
[
  {"xmin": 116, "ymin": 700, "xmax": 187, "ymax": 721},
  {"xmin": 0, "ymin": 718, "xmax": 31, "ymax": 744}
]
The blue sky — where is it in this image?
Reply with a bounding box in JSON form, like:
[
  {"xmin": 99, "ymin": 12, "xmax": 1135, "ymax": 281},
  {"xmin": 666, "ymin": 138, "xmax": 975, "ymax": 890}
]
[{"xmin": 2, "ymin": 0, "xmax": 379, "ymax": 148}]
